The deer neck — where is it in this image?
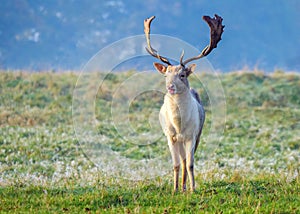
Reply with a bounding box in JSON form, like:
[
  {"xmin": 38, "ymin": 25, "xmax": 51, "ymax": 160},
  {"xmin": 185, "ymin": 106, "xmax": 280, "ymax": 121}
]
[
  {"xmin": 166, "ymin": 88, "xmax": 191, "ymax": 105},
  {"xmin": 165, "ymin": 89, "xmax": 192, "ymax": 133}
]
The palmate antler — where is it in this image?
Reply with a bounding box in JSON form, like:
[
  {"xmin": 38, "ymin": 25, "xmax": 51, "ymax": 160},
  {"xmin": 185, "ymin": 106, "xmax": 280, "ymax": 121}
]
[
  {"xmin": 180, "ymin": 14, "xmax": 224, "ymax": 66},
  {"xmin": 144, "ymin": 14, "xmax": 224, "ymax": 67},
  {"xmin": 144, "ymin": 16, "xmax": 172, "ymax": 65}
]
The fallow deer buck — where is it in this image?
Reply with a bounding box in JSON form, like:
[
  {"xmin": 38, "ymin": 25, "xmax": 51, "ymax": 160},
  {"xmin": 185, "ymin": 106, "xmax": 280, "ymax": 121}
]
[{"xmin": 144, "ymin": 14, "xmax": 224, "ymax": 192}]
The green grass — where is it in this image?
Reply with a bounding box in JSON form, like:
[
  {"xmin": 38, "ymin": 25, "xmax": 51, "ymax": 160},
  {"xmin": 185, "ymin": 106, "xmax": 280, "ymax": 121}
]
[
  {"xmin": 0, "ymin": 178, "xmax": 299, "ymax": 213},
  {"xmin": 0, "ymin": 70, "xmax": 299, "ymax": 213}
]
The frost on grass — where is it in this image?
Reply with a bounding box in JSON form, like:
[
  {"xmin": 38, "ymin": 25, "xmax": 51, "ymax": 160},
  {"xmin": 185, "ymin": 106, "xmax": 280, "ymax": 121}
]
[
  {"xmin": 0, "ymin": 71, "xmax": 299, "ymax": 187},
  {"xmin": 0, "ymin": 124, "xmax": 299, "ymax": 187}
]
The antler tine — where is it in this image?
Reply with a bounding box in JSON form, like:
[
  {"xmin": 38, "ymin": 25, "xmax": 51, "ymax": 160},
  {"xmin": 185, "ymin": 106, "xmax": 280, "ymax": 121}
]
[
  {"xmin": 179, "ymin": 50, "xmax": 185, "ymax": 66},
  {"xmin": 144, "ymin": 16, "xmax": 172, "ymax": 65},
  {"xmin": 182, "ymin": 14, "xmax": 224, "ymax": 66}
]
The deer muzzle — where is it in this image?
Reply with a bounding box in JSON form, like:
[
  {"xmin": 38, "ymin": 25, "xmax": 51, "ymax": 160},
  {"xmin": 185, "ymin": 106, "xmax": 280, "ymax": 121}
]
[{"xmin": 167, "ymin": 84, "xmax": 176, "ymax": 95}]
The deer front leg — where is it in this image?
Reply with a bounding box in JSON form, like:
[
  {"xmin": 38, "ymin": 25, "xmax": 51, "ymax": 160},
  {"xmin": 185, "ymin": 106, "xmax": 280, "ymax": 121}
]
[
  {"xmin": 185, "ymin": 140, "xmax": 196, "ymax": 192},
  {"xmin": 178, "ymin": 142, "xmax": 187, "ymax": 192},
  {"xmin": 160, "ymin": 110, "xmax": 177, "ymax": 144},
  {"xmin": 181, "ymin": 158, "xmax": 187, "ymax": 192},
  {"xmin": 165, "ymin": 125, "xmax": 177, "ymax": 144},
  {"xmin": 173, "ymin": 165, "xmax": 180, "ymax": 192},
  {"xmin": 168, "ymin": 137, "xmax": 180, "ymax": 192},
  {"xmin": 187, "ymin": 160, "xmax": 195, "ymax": 192}
]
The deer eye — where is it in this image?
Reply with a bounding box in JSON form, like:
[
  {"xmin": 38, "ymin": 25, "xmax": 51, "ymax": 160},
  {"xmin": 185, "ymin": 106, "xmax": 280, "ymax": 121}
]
[{"xmin": 180, "ymin": 74, "xmax": 185, "ymax": 78}]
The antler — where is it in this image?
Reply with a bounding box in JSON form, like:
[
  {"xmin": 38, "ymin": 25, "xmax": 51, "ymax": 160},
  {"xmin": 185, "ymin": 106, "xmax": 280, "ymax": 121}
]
[
  {"xmin": 144, "ymin": 16, "xmax": 172, "ymax": 65},
  {"xmin": 180, "ymin": 14, "xmax": 224, "ymax": 66}
]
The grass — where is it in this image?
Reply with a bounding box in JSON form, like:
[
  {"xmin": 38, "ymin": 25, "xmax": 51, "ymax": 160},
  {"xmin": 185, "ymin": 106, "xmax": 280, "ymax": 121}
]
[
  {"xmin": 0, "ymin": 178, "xmax": 299, "ymax": 213},
  {"xmin": 0, "ymin": 70, "xmax": 299, "ymax": 213}
]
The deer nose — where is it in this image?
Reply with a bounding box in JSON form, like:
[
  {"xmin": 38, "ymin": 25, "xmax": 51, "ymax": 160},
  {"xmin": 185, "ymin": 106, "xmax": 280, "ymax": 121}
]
[{"xmin": 167, "ymin": 84, "xmax": 175, "ymax": 89}]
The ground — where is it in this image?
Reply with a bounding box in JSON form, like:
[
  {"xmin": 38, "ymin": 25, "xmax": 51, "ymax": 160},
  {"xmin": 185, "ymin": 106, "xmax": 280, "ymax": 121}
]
[{"xmin": 0, "ymin": 70, "xmax": 299, "ymax": 213}]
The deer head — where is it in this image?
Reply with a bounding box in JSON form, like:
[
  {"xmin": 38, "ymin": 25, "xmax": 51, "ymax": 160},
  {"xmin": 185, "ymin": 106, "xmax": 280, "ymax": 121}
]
[{"xmin": 144, "ymin": 15, "xmax": 224, "ymax": 95}]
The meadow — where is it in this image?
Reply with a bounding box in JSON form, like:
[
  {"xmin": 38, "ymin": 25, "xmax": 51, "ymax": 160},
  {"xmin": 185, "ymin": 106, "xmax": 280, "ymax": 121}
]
[{"xmin": 0, "ymin": 70, "xmax": 299, "ymax": 213}]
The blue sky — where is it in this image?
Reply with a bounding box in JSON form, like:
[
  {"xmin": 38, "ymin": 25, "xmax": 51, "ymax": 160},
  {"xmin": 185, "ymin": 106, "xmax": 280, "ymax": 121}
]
[{"xmin": 0, "ymin": 0, "xmax": 299, "ymax": 71}]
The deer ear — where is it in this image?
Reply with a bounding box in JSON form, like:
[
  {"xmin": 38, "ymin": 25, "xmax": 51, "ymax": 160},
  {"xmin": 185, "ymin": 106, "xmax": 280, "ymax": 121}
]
[
  {"xmin": 186, "ymin": 64, "xmax": 196, "ymax": 76},
  {"xmin": 154, "ymin": 62, "xmax": 167, "ymax": 74}
]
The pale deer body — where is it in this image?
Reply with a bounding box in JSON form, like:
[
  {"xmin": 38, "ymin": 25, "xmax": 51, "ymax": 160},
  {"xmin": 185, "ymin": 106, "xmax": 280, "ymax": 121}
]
[
  {"xmin": 144, "ymin": 14, "xmax": 224, "ymax": 192},
  {"xmin": 162, "ymin": 90, "xmax": 205, "ymax": 191},
  {"xmin": 156, "ymin": 64, "xmax": 205, "ymax": 192}
]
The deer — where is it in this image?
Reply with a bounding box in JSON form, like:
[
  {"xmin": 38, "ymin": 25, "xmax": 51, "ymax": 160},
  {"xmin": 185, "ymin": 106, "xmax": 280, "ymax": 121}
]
[{"xmin": 144, "ymin": 14, "xmax": 224, "ymax": 192}]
